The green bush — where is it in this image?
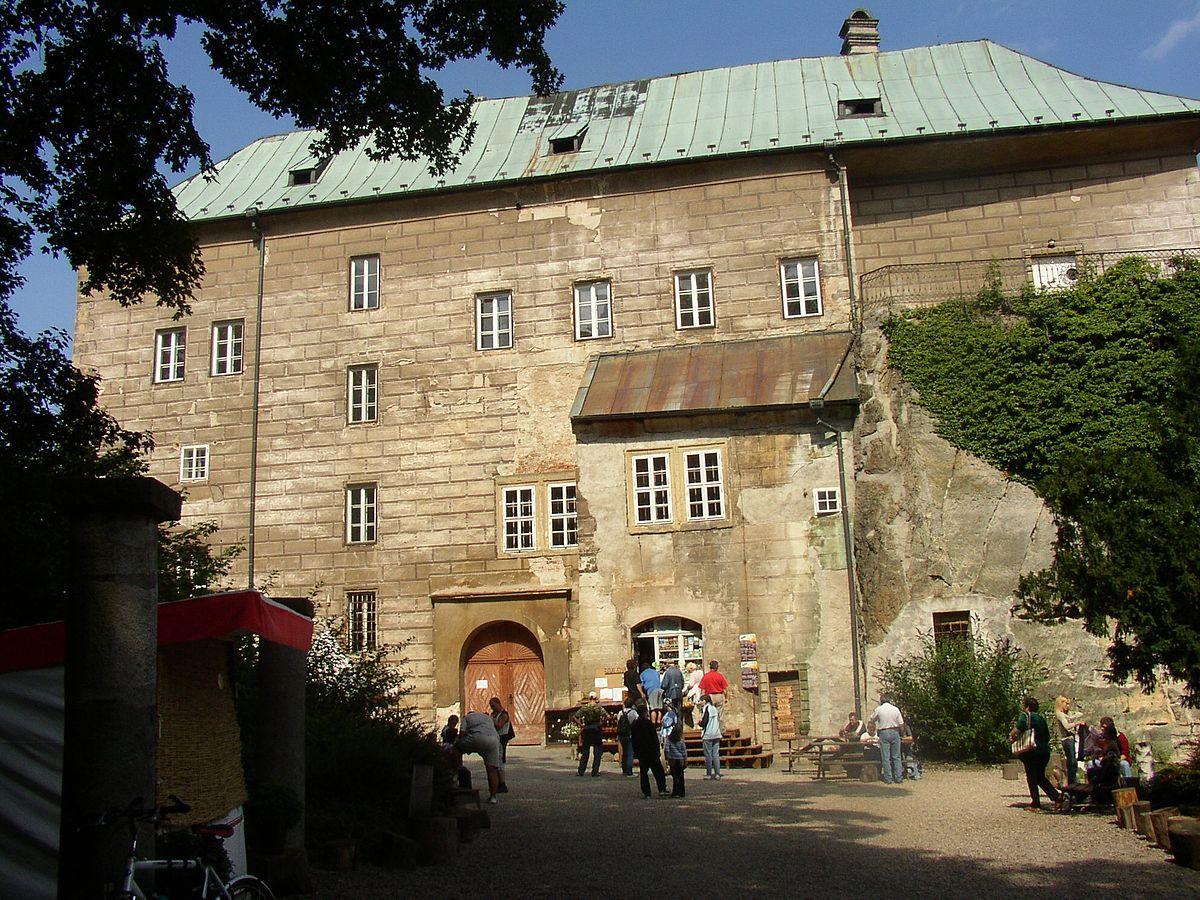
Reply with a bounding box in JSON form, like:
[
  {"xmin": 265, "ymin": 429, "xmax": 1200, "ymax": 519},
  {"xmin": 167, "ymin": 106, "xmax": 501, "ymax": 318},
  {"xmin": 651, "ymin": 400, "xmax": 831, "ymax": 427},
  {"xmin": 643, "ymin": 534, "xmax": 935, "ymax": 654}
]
[
  {"xmin": 876, "ymin": 632, "xmax": 1045, "ymax": 763},
  {"xmin": 1146, "ymin": 739, "xmax": 1200, "ymax": 815}
]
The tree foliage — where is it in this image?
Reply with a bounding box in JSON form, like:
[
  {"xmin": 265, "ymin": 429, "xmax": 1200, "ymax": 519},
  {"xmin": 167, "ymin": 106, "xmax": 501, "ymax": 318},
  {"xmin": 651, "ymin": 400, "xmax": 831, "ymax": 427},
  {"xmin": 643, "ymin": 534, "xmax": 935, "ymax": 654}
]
[
  {"xmin": 884, "ymin": 258, "xmax": 1200, "ymax": 701},
  {"xmin": 1, "ymin": 1, "xmax": 564, "ymax": 314},
  {"xmin": 158, "ymin": 519, "xmax": 244, "ymax": 604}
]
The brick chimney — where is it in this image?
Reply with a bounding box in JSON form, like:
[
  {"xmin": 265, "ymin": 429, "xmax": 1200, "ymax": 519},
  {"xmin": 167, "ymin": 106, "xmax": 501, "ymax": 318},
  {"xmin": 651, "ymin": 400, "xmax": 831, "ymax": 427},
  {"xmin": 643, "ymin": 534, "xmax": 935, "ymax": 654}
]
[{"xmin": 839, "ymin": 8, "xmax": 881, "ymax": 55}]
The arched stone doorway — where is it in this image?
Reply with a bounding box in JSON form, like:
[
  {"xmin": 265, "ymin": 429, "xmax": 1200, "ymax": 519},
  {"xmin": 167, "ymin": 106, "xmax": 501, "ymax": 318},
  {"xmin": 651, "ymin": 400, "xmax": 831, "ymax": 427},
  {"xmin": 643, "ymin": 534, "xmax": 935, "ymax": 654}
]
[{"xmin": 462, "ymin": 622, "xmax": 546, "ymax": 745}]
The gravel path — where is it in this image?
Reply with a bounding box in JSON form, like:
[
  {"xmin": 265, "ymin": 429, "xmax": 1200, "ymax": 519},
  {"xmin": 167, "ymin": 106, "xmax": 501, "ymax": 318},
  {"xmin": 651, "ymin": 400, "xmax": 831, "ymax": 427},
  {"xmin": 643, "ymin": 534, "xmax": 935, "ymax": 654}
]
[{"xmin": 313, "ymin": 746, "xmax": 1200, "ymax": 898}]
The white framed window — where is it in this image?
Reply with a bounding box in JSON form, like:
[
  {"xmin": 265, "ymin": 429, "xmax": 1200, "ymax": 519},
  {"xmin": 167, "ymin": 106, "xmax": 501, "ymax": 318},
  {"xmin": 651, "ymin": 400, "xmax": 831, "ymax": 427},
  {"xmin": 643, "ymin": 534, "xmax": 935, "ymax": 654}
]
[
  {"xmin": 349, "ymin": 254, "xmax": 380, "ymax": 310},
  {"xmin": 346, "ymin": 484, "xmax": 377, "ymax": 544},
  {"xmin": 684, "ymin": 449, "xmax": 724, "ymax": 520},
  {"xmin": 674, "ymin": 270, "xmax": 714, "ymax": 329},
  {"xmin": 347, "ymin": 590, "xmax": 378, "ymax": 652},
  {"xmin": 179, "ymin": 444, "xmax": 209, "ymax": 482},
  {"xmin": 210, "ymin": 320, "xmax": 244, "ymax": 376},
  {"xmin": 781, "ymin": 258, "xmax": 823, "ymax": 318},
  {"xmin": 815, "ymin": 487, "xmax": 841, "ymax": 515},
  {"xmin": 632, "ymin": 454, "xmax": 672, "ymax": 524},
  {"xmin": 548, "ymin": 482, "xmax": 578, "ymax": 548},
  {"xmin": 503, "ymin": 485, "xmax": 536, "ymax": 552},
  {"xmin": 154, "ymin": 327, "xmax": 186, "ymax": 383},
  {"xmin": 476, "ymin": 291, "xmax": 513, "ymax": 350},
  {"xmin": 574, "ymin": 280, "xmax": 612, "ymax": 340},
  {"xmin": 348, "ymin": 364, "xmax": 378, "ymax": 424}
]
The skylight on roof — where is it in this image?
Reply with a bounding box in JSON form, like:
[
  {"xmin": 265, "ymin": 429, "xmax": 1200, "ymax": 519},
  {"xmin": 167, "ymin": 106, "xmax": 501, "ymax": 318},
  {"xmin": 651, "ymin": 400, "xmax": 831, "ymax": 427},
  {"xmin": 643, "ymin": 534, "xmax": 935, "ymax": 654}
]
[{"xmin": 838, "ymin": 98, "xmax": 884, "ymax": 118}]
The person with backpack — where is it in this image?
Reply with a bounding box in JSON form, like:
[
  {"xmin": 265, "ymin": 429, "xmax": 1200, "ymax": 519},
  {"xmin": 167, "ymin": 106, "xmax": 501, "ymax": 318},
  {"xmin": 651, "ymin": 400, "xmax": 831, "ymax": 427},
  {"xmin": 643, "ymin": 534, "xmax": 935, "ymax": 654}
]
[
  {"xmin": 573, "ymin": 692, "xmax": 606, "ymax": 777},
  {"xmin": 661, "ymin": 698, "xmax": 687, "ymax": 797},
  {"xmin": 616, "ymin": 695, "xmax": 638, "ymax": 776}
]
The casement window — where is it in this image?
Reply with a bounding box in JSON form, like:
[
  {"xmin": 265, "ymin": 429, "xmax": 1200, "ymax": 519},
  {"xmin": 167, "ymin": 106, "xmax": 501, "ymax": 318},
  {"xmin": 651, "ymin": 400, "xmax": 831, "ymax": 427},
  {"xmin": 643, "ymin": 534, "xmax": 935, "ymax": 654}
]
[
  {"xmin": 933, "ymin": 611, "xmax": 972, "ymax": 647},
  {"xmin": 684, "ymin": 449, "xmax": 724, "ymax": 520},
  {"xmin": 349, "ymin": 254, "xmax": 380, "ymax": 310},
  {"xmin": 179, "ymin": 444, "xmax": 209, "ymax": 482},
  {"xmin": 154, "ymin": 327, "xmax": 186, "ymax": 383},
  {"xmin": 346, "ymin": 484, "xmax": 377, "ymax": 544},
  {"xmin": 674, "ymin": 270, "xmax": 714, "ymax": 329},
  {"xmin": 632, "ymin": 453, "xmax": 673, "ymax": 524},
  {"xmin": 348, "ymin": 364, "xmax": 379, "ymax": 424},
  {"xmin": 476, "ymin": 291, "xmax": 513, "ymax": 350},
  {"xmin": 548, "ymin": 482, "xmax": 578, "ymax": 548},
  {"xmin": 781, "ymin": 258, "xmax": 823, "ymax": 318},
  {"xmin": 815, "ymin": 487, "xmax": 841, "ymax": 515},
  {"xmin": 502, "ymin": 485, "xmax": 537, "ymax": 552},
  {"xmin": 210, "ymin": 320, "xmax": 244, "ymax": 376},
  {"xmin": 574, "ymin": 280, "xmax": 612, "ymax": 340},
  {"xmin": 346, "ymin": 590, "xmax": 378, "ymax": 652}
]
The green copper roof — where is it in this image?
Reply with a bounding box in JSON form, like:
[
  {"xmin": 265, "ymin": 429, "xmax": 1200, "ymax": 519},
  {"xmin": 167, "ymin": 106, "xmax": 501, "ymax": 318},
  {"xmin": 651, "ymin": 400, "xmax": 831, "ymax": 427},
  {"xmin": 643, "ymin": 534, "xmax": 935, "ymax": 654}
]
[{"xmin": 174, "ymin": 40, "xmax": 1200, "ymax": 223}]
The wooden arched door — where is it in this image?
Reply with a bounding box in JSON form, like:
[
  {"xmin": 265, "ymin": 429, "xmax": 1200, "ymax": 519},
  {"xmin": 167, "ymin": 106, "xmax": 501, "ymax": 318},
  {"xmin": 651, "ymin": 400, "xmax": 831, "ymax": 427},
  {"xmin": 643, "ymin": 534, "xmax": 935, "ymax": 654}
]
[{"xmin": 462, "ymin": 622, "xmax": 545, "ymax": 745}]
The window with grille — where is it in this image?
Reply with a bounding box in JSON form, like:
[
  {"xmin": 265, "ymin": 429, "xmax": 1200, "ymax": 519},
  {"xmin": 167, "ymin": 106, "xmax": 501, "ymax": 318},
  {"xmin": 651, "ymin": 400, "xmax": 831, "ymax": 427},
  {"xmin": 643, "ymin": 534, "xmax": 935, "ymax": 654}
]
[
  {"xmin": 933, "ymin": 611, "xmax": 972, "ymax": 646},
  {"xmin": 180, "ymin": 444, "xmax": 209, "ymax": 482},
  {"xmin": 476, "ymin": 291, "xmax": 513, "ymax": 350},
  {"xmin": 349, "ymin": 255, "xmax": 380, "ymax": 310},
  {"xmin": 154, "ymin": 328, "xmax": 186, "ymax": 383},
  {"xmin": 632, "ymin": 454, "xmax": 672, "ymax": 524},
  {"xmin": 503, "ymin": 486, "xmax": 536, "ymax": 551},
  {"xmin": 684, "ymin": 449, "xmax": 724, "ymax": 520},
  {"xmin": 549, "ymin": 482, "xmax": 578, "ymax": 548},
  {"xmin": 674, "ymin": 270, "xmax": 714, "ymax": 329},
  {"xmin": 346, "ymin": 484, "xmax": 377, "ymax": 544},
  {"xmin": 348, "ymin": 364, "xmax": 378, "ymax": 424},
  {"xmin": 814, "ymin": 487, "xmax": 840, "ymax": 515},
  {"xmin": 781, "ymin": 258, "xmax": 823, "ymax": 318},
  {"xmin": 211, "ymin": 320, "xmax": 244, "ymax": 376},
  {"xmin": 347, "ymin": 590, "xmax": 378, "ymax": 652},
  {"xmin": 574, "ymin": 280, "xmax": 612, "ymax": 340}
]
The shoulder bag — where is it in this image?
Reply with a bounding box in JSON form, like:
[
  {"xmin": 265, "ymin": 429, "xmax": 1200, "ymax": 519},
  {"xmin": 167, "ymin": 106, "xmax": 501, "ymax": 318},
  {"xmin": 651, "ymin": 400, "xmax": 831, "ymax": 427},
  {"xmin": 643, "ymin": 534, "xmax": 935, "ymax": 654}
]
[{"xmin": 1011, "ymin": 714, "xmax": 1037, "ymax": 756}]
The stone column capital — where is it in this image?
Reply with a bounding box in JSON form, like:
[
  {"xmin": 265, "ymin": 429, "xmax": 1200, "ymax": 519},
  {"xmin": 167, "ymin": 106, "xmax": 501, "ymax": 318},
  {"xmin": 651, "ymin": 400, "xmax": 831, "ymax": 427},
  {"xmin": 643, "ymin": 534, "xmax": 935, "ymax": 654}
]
[{"xmin": 57, "ymin": 476, "xmax": 182, "ymax": 523}]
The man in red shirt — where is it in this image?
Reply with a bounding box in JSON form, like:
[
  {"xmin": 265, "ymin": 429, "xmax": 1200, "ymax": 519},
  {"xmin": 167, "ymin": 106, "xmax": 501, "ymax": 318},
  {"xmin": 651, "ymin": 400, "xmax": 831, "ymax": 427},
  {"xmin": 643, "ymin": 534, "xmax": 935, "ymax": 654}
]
[{"xmin": 697, "ymin": 660, "xmax": 729, "ymax": 708}]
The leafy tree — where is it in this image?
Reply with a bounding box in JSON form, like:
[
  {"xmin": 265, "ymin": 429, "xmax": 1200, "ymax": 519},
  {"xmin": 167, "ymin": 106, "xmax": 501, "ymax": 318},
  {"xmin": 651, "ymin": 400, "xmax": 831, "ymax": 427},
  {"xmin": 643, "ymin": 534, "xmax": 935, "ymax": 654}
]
[
  {"xmin": 2, "ymin": 1, "xmax": 564, "ymax": 315},
  {"xmin": 884, "ymin": 258, "xmax": 1200, "ymax": 701},
  {"xmin": 158, "ymin": 519, "xmax": 244, "ymax": 603}
]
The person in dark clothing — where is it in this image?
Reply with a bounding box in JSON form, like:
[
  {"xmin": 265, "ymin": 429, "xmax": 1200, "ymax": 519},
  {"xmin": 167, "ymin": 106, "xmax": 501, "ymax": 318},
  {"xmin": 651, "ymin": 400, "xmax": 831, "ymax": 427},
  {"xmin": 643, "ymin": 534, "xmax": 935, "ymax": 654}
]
[
  {"xmin": 631, "ymin": 702, "xmax": 668, "ymax": 798},
  {"xmin": 573, "ymin": 692, "xmax": 607, "ymax": 777},
  {"xmin": 1010, "ymin": 696, "xmax": 1061, "ymax": 810},
  {"xmin": 623, "ymin": 658, "xmax": 645, "ymax": 704},
  {"xmin": 660, "ymin": 660, "xmax": 685, "ymax": 722}
]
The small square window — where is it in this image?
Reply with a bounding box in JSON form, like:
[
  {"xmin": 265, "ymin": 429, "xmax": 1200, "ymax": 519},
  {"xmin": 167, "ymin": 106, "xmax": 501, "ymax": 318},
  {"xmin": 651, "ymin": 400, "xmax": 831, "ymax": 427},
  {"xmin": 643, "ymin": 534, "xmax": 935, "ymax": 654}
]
[
  {"xmin": 632, "ymin": 454, "xmax": 672, "ymax": 524},
  {"xmin": 211, "ymin": 320, "xmax": 244, "ymax": 376},
  {"xmin": 838, "ymin": 98, "xmax": 883, "ymax": 118},
  {"xmin": 503, "ymin": 486, "xmax": 537, "ymax": 552},
  {"xmin": 549, "ymin": 483, "xmax": 578, "ymax": 548},
  {"xmin": 814, "ymin": 487, "xmax": 840, "ymax": 515},
  {"xmin": 348, "ymin": 364, "xmax": 379, "ymax": 424},
  {"xmin": 349, "ymin": 255, "xmax": 380, "ymax": 311},
  {"xmin": 154, "ymin": 327, "xmax": 186, "ymax": 383},
  {"xmin": 674, "ymin": 270, "xmax": 714, "ymax": 330},
  {"xmin": 346, "ymin": 484, "xmax": 377, "ymax": 544},
  {"xmin": 477, "ymin": 291, "xmax": 513, "ymax": 350},
  {"xmin": 574, "ymin": 281, "xmax": 613, "ymax": 340},
  {"xmin": 684, "ymin": 449, "xmax": 725, "ymax": 520},
  {"xmin": 933, "ymin": 611, "xmax": 972, "ymax": 647},
  {"xmin": 781, "ymin": 259, "xmax": 823, "ymax": 318},
  {"xmin": 347, "ymin": 590, "xmax": 378, "ymax": 652},
  {"xmin": 180, "ymin": 444, "xmax": 209, "ymax": 482}
]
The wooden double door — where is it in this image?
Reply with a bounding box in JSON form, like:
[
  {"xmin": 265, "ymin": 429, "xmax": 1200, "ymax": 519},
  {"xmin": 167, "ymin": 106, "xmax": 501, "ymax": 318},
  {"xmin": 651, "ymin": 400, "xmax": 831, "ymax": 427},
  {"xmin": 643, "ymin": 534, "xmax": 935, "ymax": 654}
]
[{"xmin": 462, "ymin": 622, "xmax": 545, "ymax": 745}]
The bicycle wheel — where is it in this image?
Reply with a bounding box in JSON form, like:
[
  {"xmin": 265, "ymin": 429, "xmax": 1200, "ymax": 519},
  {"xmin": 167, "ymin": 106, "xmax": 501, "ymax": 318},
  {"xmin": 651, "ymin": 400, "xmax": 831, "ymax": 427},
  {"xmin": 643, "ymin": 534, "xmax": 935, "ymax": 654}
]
[{"xmin": 226, "ymin": 875, "xmax": 277, "ymax": 899}]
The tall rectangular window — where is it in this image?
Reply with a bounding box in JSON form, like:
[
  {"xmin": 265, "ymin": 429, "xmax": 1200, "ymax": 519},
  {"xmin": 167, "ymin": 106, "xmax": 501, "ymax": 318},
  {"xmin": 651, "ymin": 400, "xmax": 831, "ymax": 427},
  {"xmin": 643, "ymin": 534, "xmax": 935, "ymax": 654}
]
[
  {"xmin": 933, "ymin": 611, "xmax": 972, "ymax": 647},
  {"xmin": 154, "ymin": 327, "xmax": 186, "ymax": 383},
  {"xmin": 346, "ymin": 484, "xmax": 377, "ymax": 544},
  {"xmin": 180, "ymin": 444, "xmax": 209, "ymax": 482},
  {"xmin": 210, "ymin": 320, "xmax": 244, "ymax": 376},
  {"xmin": 476, "ymin": 291, "xmax": 513, "ymax": 350},
  {"xmin": 574, "ymin": 280, "xmax": 612, "ymax": 340},
  {"xmin": 548, "ymin": 482, "xmax": 578, "ymax": 548},
  {"xmin": 502, "ymin": 486, "xmax": 536, "ymax": 552},
  {"xmin": 684, "ymin": 449, "xmax": 724, "ymax": 520},
  {"xmin": 348, "ymin": 364, "xmax": 378, "ymax": 424},
  {"xmin": 632, "ymin": 454, "xmax": 672, "ymax": 524},
  {"xmin": 781, "ymin": 258, "xmax": 823, "ymax": 318},
  {"xmin": 815, "ymin": 487, "xmax": 841, "ymax": 515},
  {"xmin": 347, "ymin": 590, "xmax": 378, "ymax": 652},
  {"xmin": 674, "ymin": 270, "xmax": 714, "ymax": 329},
  {"xmin": 349, "ymin": 254, "xmax": 380, "ymax": 310}
]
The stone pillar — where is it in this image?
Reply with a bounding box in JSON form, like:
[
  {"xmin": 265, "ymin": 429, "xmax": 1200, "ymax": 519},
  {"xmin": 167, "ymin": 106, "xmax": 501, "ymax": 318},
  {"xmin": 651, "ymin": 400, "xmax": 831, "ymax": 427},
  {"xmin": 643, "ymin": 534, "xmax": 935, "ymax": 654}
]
[{"xmin": 57, "ymin": 477, "xmax": 181, "ymax": 899}]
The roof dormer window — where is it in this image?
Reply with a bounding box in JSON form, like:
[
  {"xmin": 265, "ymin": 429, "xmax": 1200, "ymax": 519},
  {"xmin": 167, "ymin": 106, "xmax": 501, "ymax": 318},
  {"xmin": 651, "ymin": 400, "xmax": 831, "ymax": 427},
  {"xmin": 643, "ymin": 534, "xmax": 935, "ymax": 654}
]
[
  {"xmin": 547, "ymin": 122, "xmax": 588, "ymax": 155},
  {"xmin": 838, "ymin": 97, "xmax": 884, "ymax": 118},
  {"xmin": 288, "ymin": 157, "xmax": 329, "ymax": 187}
]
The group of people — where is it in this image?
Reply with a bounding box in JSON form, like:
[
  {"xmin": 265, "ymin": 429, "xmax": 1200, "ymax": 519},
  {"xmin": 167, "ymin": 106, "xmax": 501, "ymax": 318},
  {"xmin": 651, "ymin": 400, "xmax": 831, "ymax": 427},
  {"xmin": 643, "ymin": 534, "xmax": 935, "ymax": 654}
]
[
  {"xmin": 622, "ymin": 657, "xmax": 729, "ymax": 727},
  {"xmin": 435, "ymin": 696, "xmax": 516, "ymax": 804},
  {"xmin": 837, "ymin": 696, "xmax": 916, "ymax": 785}
]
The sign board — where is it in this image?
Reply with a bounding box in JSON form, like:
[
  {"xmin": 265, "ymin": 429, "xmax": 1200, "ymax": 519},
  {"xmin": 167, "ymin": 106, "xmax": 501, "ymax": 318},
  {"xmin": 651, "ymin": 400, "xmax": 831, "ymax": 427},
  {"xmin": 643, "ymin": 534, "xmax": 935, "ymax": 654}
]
[{"xmin": 739, "ymin": 633, "xmax": 759, "ymax": 691}]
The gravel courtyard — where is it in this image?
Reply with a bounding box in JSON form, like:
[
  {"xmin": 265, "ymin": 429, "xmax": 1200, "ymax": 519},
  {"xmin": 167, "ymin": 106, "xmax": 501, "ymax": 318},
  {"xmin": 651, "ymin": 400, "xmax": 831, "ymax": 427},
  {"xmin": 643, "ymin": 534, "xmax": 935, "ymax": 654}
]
[{"xmin": 314, "ymin": 746, "xmax": 1200, "ymax": 898}]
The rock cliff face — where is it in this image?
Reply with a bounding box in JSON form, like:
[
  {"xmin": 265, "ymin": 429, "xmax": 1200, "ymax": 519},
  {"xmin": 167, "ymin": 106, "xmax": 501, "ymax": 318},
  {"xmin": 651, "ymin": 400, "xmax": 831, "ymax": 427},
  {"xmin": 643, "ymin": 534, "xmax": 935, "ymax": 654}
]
[{"xmin": 852, "ymin": 326, "xmax": 1196, "ymax": 750}]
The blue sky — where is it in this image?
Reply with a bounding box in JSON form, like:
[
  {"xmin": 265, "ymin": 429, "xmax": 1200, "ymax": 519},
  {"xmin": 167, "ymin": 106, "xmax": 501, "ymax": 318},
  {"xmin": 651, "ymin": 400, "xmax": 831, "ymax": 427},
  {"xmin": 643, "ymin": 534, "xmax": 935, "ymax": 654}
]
[{"xmin": 14, "ymin": 0, "xmax": 1200, "ymax": 341}]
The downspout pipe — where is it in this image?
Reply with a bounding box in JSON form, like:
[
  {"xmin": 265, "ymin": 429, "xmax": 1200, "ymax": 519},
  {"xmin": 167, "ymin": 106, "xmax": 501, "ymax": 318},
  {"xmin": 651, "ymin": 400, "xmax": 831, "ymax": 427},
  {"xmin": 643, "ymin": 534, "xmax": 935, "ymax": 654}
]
[
  {"xmin": 246, "ymin": 209, "xmax": 266, "ymax": 590},
  {"xmin": 824, "ymin": 144, "xmax": 859, "ymax": 328}
]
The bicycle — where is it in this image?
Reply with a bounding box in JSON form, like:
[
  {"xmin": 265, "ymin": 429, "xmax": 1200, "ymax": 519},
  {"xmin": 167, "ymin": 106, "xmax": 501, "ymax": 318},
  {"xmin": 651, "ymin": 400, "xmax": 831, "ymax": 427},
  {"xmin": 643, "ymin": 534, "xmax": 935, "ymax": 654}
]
[{"xmin": 102, "ymin": 795, "xmax": 276, "ymax": 899}]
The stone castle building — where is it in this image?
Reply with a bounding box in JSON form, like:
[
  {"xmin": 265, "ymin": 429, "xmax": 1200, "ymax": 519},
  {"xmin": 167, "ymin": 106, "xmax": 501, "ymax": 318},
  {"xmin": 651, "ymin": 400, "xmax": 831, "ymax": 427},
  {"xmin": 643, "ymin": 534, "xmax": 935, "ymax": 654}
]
[{"xmin": 75, "ymin": 10, "xmax": 1200, "ymax": 752}]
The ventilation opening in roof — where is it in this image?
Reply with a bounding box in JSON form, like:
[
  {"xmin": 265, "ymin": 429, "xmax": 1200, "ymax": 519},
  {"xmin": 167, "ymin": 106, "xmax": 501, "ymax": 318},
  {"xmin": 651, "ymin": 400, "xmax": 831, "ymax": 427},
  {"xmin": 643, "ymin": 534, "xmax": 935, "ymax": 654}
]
[
  {"xmin": 838, "ymin": 98, "xmax": 883, "ymax": 118},
  {"xmin": 549, "ymin": 132, "xmax": 586, "ymax": 155},
  {"xmin": 288, "ymin": 158, "xmax": 330, "ymax": 186}
]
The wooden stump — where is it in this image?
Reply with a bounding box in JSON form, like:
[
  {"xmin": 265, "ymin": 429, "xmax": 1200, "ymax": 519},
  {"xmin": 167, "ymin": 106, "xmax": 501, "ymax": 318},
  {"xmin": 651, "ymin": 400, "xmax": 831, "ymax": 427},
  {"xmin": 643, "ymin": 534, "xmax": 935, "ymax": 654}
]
[
  {"xmin": 1112, "ymin": 787, "xmax": 1138, "ymax": 826},
  {"xmin": 413, "ymin": 816, "xmax": 459, "ymax": 867},
  {"xmin": 1150, "ymin": 808, "xmax": 1180, "ymax": 851},
  {"xmin": 1118, "ymin": 806, "xmax": 1137, "ymax": 830},
  {"xmin": 1168, "ymin": 817, "xmax": 1200, "ymax": 870},
  {"xmin": 1001, "ymin": 761, "xmax": 1022, "ymax": 781},
  {"xmin": 859, "ymin": 763, "xmax": 880, "ymax": 783},
  {"xmin": 1133, "ymin": 801, "xmax": 1153, "ymax": 837}
]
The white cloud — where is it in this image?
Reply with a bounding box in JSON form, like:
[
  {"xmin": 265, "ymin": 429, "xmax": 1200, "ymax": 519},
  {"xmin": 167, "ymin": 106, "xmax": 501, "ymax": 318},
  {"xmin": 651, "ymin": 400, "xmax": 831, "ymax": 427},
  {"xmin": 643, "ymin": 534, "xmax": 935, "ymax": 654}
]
[{"xmin": 1144, "ymin": 8, "xmax": 1200, "ymax": 60}]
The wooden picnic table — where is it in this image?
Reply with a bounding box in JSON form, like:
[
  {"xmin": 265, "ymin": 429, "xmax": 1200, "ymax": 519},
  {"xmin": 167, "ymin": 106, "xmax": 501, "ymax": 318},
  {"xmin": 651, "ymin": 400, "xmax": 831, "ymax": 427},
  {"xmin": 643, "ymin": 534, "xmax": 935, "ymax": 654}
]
[{"xmin": 785, "ymin": 735, "xmax": 915, "ymax": 778}]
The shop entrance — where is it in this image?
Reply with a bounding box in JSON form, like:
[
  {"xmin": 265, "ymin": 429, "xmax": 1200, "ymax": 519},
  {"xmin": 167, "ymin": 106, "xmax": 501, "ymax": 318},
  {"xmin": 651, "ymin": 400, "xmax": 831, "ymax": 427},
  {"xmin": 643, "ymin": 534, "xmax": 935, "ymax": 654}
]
[
  {"xmin": 631, "ymin": 617, "xmax": 704, "ymax": 670},
  {"xmin": 462, "ymin": 621, "xmax": 545, "ymax": 745}
]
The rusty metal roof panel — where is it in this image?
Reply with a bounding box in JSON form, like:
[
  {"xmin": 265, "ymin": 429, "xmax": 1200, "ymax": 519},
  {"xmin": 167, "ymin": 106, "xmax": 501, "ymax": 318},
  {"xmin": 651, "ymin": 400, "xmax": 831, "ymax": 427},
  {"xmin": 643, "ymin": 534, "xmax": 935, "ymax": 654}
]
[{"xmin": 572, "ymin": 332, "xmax": 855, "ymax": 421}]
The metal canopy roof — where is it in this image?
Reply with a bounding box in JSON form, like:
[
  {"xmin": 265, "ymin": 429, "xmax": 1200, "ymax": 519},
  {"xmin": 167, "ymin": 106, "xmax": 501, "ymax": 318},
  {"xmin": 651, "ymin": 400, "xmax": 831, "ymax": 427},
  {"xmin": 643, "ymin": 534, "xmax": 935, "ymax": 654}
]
[
  {"xmin": 174, "ymin": 40, "xmax": 1200, "ymax": 223},
  {"xmin": 570, "ymin": 332, "xmax": 857, "ymax": 422}
]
